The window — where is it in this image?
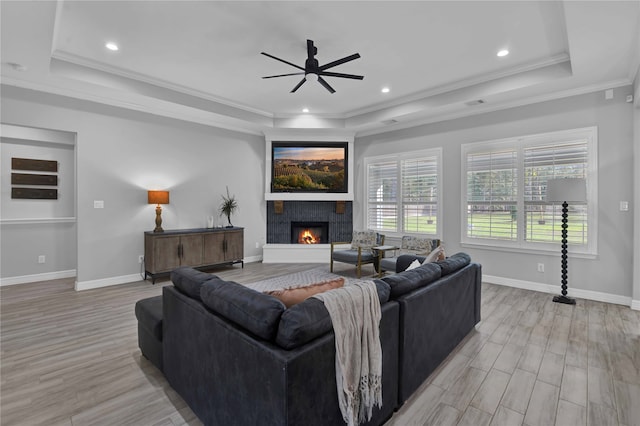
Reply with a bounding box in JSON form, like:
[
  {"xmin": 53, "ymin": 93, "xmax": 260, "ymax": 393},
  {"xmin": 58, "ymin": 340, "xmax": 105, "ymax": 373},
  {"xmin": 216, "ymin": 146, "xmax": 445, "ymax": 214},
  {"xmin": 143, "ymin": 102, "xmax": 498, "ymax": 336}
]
[
  {"xmin": 365, "ymin": 148, "xmax": 442, "ymax": 237},
  {"xmin": 462, "ymin": 127, "xmax": 597, "ymax": 255}
]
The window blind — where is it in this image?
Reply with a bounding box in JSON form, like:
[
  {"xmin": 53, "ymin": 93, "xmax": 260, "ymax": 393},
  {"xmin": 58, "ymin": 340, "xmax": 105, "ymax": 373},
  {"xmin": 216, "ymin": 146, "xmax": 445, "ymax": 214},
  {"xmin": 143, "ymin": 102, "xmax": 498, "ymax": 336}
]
[
  {"xmin": 524, "ymin": 142, "xmax": 588, "ymax": 244},
  {"xmin": 365, "ymin": 148, "xmax": 442, "ymax": 236},
  {"xmin": 462, "ymin": 127, "xmax": 596, "ymax": 254},
  {"xmin": 402, "ymin": 157, "xmax": 439, "ymax": 232},
  {"xmin": 466, "ymin": 149, "xmax": 518, "ymax": 241},
  {"xmin": 367, "ymin": 161, "xmax": 398, "ymax": 232}
]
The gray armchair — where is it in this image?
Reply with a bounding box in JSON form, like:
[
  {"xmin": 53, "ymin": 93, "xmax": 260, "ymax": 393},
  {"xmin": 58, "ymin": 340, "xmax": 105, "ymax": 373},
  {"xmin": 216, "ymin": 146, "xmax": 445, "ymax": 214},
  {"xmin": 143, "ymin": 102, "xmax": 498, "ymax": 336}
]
[{"xmin": 330, "ymin": 230, "xmax": 385, "ymax": 277}]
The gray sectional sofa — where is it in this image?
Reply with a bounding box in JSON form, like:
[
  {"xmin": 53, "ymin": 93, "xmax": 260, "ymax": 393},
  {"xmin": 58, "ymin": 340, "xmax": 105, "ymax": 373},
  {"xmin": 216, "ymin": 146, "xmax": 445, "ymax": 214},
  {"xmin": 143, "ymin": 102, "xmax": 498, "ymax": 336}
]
[{"xmin": 135, "ymin": 252, "xmax": 482, "ymax": 425}]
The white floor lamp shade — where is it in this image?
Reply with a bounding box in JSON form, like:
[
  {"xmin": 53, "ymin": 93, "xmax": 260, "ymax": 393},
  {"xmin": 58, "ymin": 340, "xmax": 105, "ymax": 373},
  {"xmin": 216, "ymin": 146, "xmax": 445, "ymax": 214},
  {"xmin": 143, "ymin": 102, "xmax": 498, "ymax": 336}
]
[{"xmin": 545, "ymin": 178, "xmax": 586, "ymax": 305}]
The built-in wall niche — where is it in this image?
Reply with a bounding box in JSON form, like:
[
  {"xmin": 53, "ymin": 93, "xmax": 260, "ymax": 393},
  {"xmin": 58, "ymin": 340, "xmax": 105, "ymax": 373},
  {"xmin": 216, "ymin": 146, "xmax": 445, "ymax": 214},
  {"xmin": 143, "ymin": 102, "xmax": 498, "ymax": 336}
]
[
  {"xmin": 0, "ymin": 124, "xmax": 76, "ymax": 221},
  {"xmin": 263, "ymin": 129, "xmax": 355, "ymax": 201}
]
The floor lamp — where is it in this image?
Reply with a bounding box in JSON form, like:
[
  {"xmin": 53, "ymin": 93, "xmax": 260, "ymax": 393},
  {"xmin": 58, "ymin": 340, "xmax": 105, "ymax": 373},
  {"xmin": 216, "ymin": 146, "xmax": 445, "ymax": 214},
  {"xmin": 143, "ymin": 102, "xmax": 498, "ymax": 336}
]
[{"xmin": 545, "ymin": 178, "xmax": 586, "ymax": 305}]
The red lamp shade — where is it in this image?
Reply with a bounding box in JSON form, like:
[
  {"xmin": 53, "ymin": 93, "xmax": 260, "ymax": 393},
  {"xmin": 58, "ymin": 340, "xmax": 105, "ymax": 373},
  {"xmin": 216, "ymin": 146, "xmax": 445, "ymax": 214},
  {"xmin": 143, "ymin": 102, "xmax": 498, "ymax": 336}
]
[{"xmin": 148, "ymin": 190, "xmax": 169, "ymax": 205}]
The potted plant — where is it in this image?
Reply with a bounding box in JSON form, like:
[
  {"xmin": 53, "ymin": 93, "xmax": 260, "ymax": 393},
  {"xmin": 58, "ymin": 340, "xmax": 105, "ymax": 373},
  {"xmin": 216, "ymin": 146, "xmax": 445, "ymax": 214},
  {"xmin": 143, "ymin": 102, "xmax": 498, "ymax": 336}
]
[{"xmin": 219, "ymin": 186, "xmax": 238, "ymax": 227}]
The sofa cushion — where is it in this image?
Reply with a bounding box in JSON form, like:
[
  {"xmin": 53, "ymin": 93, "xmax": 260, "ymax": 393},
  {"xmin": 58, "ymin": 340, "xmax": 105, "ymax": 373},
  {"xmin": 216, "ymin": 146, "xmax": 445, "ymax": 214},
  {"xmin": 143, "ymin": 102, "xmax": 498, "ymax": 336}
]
[
  {"xmin": 437, "ymin": 252, "xmax": 471, "ymax": 276},
  {"xmin": 332, "ymin": 249, "xmax": 377, "ymax": 263},
  {"xmin": 382, "ymin": 262, "xmax": 442, "ymax": 298},
  {"xmin": 171, "ymin": 266, "xmax": 217, "ymax": 301},
  {"xmin": 373, "ymin": 279, "xmax": 391, "ymax": 304},
  {"xmin": 275, "ymin": 279, "xmax": 391, "ymax": 349},
  {"xmin": 265, "ymin": 277, "xmax": 345, "ymax": 308},
  {"xmin": 200, "ymin": 278, "xmax": 286, "ymax": 341}
]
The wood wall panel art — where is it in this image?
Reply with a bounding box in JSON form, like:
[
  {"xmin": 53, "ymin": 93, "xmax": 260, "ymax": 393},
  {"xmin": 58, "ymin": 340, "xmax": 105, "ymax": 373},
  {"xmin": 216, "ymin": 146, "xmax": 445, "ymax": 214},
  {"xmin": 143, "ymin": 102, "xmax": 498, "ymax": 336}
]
[
  {"xmin": 11, "ymin": 173, "xmax": 58, "ymax": 186},
  {"xmin": 12, "ymin": 188, "xmax": 58, "ymax": 200},
  {"xmin": 11, "ymin": 157, "xmax": 58, "ymax": 172}
]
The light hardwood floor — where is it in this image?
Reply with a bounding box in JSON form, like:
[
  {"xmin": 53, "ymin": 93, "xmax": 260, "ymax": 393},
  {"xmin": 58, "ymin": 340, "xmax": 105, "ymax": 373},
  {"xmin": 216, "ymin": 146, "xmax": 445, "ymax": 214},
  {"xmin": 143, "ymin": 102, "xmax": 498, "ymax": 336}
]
[{"xmin": 1, "ymin": 262, "xmax": 639, "ymax": 426}]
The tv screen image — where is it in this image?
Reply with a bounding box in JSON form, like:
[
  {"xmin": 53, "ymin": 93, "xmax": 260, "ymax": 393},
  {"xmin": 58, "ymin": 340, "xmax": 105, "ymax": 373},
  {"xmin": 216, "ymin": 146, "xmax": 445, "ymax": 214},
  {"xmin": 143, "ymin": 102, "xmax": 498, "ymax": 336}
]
[{"xmin": 271, "ymin": 142, "xmax": 347, "ymax": 193}]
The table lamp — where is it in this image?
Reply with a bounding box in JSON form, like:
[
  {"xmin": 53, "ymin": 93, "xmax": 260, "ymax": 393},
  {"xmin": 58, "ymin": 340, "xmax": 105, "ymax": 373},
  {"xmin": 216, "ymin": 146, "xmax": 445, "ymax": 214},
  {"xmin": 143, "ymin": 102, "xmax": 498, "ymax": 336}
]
[
  {"xmin": 148, "ymin": 190, "xmax": 170, "ymax": 232},
  {"xmin": 545, "ymin": 178, "xmax": 586, "ymax": 304}
]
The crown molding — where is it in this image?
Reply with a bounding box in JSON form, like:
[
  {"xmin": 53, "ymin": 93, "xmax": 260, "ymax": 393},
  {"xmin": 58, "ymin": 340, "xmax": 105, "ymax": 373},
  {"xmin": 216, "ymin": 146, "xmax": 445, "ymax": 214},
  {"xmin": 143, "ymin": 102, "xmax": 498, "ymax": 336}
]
[
  {"xmin": 354, "ymin": 77, "xmax": 633, "ymax": 138},
  {"xmin": 344, "ymin": 53, "xmax": 571, "ymax": 118},
  {"xmin": 51, "ymin": 50, "xmax": 273, "ymax": 118},
  {"xmin": 1, "ymin": 76, "xmax": 266, "ymax": 136}
]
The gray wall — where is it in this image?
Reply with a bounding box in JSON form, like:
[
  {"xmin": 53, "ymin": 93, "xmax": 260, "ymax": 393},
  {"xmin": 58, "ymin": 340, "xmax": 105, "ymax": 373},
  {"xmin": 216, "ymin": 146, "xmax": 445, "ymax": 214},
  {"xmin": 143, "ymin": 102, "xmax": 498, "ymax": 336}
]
[
  {"xmin": 356, "ymin": 86, "xmax": 635, "ymax": 300},
  {"xmin": 1, "ymin": 86, "xmax": 265, "ymax": 286}
]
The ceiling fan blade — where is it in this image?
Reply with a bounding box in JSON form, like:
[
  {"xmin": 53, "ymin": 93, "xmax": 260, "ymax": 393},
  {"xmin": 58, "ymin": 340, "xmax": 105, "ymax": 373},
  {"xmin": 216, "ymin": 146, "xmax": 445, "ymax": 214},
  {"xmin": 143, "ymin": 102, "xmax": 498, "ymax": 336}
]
[
  {"xmin": 261, "ymin": 52, "xmax": 305, "ymax": 71},
  {"xmin": 317, "ymin": 76, "xmax": 336, "ymax": 94},
  {"xmin": 262, "ymin": 72, "xmax": 306, "ymax": 79},
  {"xmin": 290, "ymin": 78, "xmax": 307, "ymax": 93},
  {"xmin": 319, "ymin": 53, "xmax": 361, "ymax": 71},
  {"xmin": 319, "ymin": 71, "xmax": 364, "ymax": 80}
]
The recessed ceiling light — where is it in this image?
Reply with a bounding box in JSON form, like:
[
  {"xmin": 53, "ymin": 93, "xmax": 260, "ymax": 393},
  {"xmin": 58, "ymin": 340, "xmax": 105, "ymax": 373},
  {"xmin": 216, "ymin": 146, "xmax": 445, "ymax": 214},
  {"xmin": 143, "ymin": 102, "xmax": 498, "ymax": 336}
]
[
  {"xmin": 381, "ymin": 87, "xmax": 390, "ymax": 93},
  {"xmin": 105, "ymin": 42, "xmax": 119, "ymax": 51},
  {"xmin": 497, "ymin": 49, "xmax": 509, "ymax": 57},
  {"xmin": 302, "ymin": 108, "xmax": 309, "ymax": 113}
]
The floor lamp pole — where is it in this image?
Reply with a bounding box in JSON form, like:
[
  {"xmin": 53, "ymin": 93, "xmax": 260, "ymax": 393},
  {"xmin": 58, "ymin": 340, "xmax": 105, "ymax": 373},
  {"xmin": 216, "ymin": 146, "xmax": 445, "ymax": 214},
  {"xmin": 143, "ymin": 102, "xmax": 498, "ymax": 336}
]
[{"xmin": 553, "ymin": 201, "xmax": 576, "ymax": 305}]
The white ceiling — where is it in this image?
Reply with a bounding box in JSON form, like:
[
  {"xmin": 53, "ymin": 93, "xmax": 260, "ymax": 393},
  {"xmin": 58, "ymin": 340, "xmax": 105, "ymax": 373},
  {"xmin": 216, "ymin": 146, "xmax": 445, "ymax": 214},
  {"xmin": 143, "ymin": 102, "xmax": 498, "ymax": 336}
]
[{"xmin": 1, "ymin": 1, "xmax": 639, "ymax": 136}]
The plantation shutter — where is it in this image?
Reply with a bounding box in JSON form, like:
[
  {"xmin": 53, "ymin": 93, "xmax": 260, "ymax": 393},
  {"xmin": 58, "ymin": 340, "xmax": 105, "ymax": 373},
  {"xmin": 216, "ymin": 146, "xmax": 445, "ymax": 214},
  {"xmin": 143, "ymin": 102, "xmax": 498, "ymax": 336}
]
[
  {"xmin": 367, "ymin": 161, "xmax": 398, "ymax": 232},
  {"xmin": 466, "ymin": 149, "xmax": 518, "ymax": 240},
  {"xmin": 524, "ymin": 141, "xmax": 588, "ymax": 244},
  {"xmin": 402, "ymin": 156, "xmax": 438, "ymax": 232}
]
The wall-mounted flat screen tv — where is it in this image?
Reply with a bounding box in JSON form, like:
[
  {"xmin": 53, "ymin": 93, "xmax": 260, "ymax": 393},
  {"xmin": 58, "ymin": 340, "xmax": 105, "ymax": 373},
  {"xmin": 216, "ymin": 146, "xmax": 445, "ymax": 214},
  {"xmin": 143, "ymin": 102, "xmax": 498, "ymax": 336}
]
[{"xmin": 271, "ymin": 142, "xmax": 348, "ymax": 193}]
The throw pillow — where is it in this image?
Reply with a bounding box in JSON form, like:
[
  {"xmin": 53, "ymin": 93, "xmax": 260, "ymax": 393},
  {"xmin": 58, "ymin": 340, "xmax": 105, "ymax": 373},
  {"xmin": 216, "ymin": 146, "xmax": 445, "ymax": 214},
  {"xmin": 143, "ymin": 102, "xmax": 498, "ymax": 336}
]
[
  {"xmin": 265, "ymin": 277, "xmax": 345, "ymax": 308},
  {"xmin": 401, "ymin": 236, "xmax": 440, "ymax": 255},
  {"xmin": 351, "ymin": 230, "xmax": 377, "ymax": 250},
  {"xmin": 405, "ymin": 259, "xmax": 421, "ymax": 271},
  {"xmin": 422, "ymin": 245, "xmax": 445, "ymax": 264}
]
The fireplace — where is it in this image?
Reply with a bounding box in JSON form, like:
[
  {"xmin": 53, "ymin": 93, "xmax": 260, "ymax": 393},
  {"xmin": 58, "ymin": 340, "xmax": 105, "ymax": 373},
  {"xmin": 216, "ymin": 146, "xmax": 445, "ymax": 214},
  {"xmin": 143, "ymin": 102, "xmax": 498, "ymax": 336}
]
[{"xmin": 291, "ymin": 222, "xmax": 329, "ymax": 244}]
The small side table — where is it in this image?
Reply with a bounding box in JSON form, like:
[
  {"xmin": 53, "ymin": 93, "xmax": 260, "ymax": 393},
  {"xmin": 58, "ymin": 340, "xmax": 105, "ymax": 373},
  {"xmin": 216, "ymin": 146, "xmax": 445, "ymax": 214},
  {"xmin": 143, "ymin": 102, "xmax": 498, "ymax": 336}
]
[{"xmin": 372, "ymin": 245, "xmax": 399, "ymax": 277}]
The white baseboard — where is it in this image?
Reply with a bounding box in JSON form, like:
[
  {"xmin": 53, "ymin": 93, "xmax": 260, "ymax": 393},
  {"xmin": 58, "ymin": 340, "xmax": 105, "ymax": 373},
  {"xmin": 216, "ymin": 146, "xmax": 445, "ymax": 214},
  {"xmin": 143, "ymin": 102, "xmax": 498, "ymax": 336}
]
[
  {"xmin": 75, "ymin": 273, "xmax": 142, "ymax": 291},
  {"xmin": 244, "ymin": 255, "xmax": 262, "ymax": 263},
  {"xmin": 484, "ymin": 274, "xmax": 633, "ymax": 307},
  {"xmin": 75, "ymin": 259, "xmax": 261, "ymax": 291},
  {"xmin": 0, "ymin": 270, "xmax": 76, "ymax": 286},
  {"xmin": 631, "ymin": 300, "xmax": 640, "ymax": 311}
]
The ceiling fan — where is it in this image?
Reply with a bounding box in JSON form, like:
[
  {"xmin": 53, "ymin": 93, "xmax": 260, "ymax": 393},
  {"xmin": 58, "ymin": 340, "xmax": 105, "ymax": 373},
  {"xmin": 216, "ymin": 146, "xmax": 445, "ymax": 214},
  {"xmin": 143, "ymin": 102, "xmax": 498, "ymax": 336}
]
[{"xmin": 261, "ymin": 39, "xmax": 363, "ymax": 94}]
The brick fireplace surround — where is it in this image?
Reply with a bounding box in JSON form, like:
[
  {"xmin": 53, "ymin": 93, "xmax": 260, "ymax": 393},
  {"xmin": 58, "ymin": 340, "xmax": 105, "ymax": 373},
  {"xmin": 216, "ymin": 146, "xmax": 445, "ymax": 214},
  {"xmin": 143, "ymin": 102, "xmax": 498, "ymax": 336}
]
[{"xmin": 263, "ymin": 200, "xmax": 353, "ymax": 263}]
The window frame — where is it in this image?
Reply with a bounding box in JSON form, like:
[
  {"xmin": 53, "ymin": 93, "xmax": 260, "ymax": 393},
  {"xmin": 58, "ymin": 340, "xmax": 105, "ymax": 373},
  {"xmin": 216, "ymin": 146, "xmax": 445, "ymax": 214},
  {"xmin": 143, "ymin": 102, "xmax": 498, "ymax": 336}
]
[
  {"xmin": 364, "ymin": 148, "xmax": 443, "ymax": 239},
  {"xmin": 461, "ymin": 127, "xmax": 598, "ymax": 256}
]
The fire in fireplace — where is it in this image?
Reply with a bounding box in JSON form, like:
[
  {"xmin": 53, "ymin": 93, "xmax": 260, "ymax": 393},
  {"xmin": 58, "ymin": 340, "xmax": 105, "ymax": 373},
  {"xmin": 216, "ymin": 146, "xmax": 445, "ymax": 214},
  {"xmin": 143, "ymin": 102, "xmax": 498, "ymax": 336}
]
[{"xmin": 291, "ymin": 221, "xmax": 329, "ymax": 244}]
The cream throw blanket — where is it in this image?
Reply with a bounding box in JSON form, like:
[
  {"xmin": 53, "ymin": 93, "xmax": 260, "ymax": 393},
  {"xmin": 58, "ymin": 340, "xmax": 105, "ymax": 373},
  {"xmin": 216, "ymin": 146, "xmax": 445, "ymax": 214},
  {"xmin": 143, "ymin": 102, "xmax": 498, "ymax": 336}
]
[{"xmin": 313, "ymin": 281, "xmax": 383, "ymax": 426}]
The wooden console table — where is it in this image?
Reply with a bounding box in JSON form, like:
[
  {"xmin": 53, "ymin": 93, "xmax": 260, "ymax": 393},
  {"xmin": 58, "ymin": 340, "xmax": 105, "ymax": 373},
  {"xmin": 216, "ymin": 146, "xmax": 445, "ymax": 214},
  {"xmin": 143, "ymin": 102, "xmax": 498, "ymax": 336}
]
[{"xmin": 144, "ymin": 227, "xmax": 244, "ymax": 283}]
